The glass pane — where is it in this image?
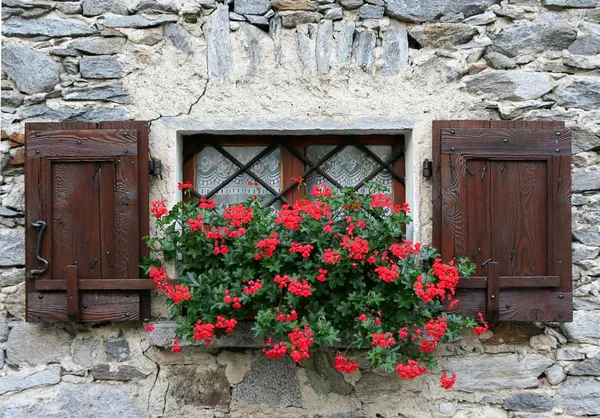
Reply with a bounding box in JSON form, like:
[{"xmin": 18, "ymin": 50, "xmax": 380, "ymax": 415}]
[
  {"xmin": 196, "ymin": 146, "xmax": 281, "ymax": 208},
  {"xmin": 306, "ymin": 145, "xmax": 393, "ymax": 195}
]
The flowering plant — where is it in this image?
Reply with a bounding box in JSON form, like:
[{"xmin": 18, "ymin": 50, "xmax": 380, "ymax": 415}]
[{"xmin": 144, "ymin": 181, "xmax": 484, "ymax": 389}]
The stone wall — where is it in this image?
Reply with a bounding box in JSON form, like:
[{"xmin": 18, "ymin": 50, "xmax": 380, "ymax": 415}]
[{"xmin": 1, "ymin": 0, "xmax": 600, "ymax": 416}]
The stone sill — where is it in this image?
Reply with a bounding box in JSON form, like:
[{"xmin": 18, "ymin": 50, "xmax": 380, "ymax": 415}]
[{"xmin": 149, "ymin": 321, "xmax": 267, "ymax": 349}]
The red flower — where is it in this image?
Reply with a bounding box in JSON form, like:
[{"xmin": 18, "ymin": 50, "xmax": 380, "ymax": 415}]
[
  {"xmin": 371, "ymin": 332, "xmax": 396, "ymax": 348},
  {"xmin": 290, "ymin": 242, "xmax": 314, "ymax": 258},
  {"xmin": 292, "ymin": 176, "xmax": 303, "ymax": 183},
  {"xmin": 334, "ymin": 353, "xmax": 358, "ymax": 374},
  {"xmin": 312, "ymin": 183, "xmax": 332, "ymax": 198},
  {"xmin": 395, "ymin": 360, "xmax": 427, "ymax": 379},
  {"xmin": 243, "ymin": 279, "xmax": 262, "ymax": 295},
  {"xmin": 187, "ymin": 214, "xmax": 204, "ymax": 232},
  {"xmin": 178, "ymin": 181, "xmax": 193, "ymax": 190},
  {"xmin": 358, "ymin": 314, "xmax": 368, "ymax": 322},
  {"xmin": 167, "ymin": 285, "xmax": 192, "ymax": 305},
  {"xmin": 370, "ymin": 193, "xmax": 392, "ymax": 209},
  {"xmin": 192, "ymin": 320, "xmax": 215, "ymax": 343},
  {"xmin": 393, "ymin": 202, "xmax": 410, "ymax": 213},
  {"xmin": 276, "ymin": 308, "xmax": 298, "ymax": 322},
  {"xmin": 398, "ymin": 328, "xmax": 408, "ymax": 338},
  {"xmin": 473, "ymin": 312, "xmax": 489, "ymax": 336},
  {"xmin": 440, "ymin": 371, "xmax": 456, "ymax": 389},
  {"xmin": 199, "ymin": 197, "xmax": 216, "ymax": 210},
  {"xmin": 255, "ymin": 233, "xmax": 280, "ymax": 259},
  {"xmin": 316, "ymin": 268, "xmax": 328, "ymax": 282},
  {"xmin": 375, "ymin": 264, "xmax": 399, "ymax": 283},
  {"xmin": 263, "ymin": 342, "xmax": 287, "ymax": 359},
  {"xmin": 288, "ymin": 279, "xmax": 312, "ymax": 297},
  {"xmin": 151, "ymin": 200, "xmax": 168, "ymax": 219},
  {"xmin": 144, "ymin": 321, "xmax": 155, "ymax": 332},
  {"xmin": 341, "ymin": 236, "xmax": 369, "ymax": 261},
  {"xmin": 274, "ymin": 274, "xmax": 291, "ymax": 289},
  {"xmin": 287, "ymin": 325, "xmax": 314, "ymax": 364},
  {"xmin": 171, "ymin": 339, "xmax": 182, "ymax": 353},
  {"xmin": 323, "ymin": 248, "xmax": 341, "ymax": 264},
  {"xmin": 223, "ymin": 204, "xmax": 253, "ymax": 228},
  {"xmin": 215, "ymin": 316, "xmax": 238, "ymax": 333}
]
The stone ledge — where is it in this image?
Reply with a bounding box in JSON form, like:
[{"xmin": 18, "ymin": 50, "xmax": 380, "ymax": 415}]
[{"xmin": 149, "ymin": 321, "xmax": 267, "ymax": 348}]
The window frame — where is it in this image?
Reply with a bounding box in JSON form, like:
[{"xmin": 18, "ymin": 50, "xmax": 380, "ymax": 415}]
[{"xmin": 182, "ymin": 134, "xmax": 406, "ymax": 206}]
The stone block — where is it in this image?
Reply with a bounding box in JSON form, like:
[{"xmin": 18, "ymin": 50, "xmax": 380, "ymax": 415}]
[
  {"xmin": 385, "ymin": 0, "xmax": 499, "ymax": 22},
  {"xmin": 281, "ymin": 11, "xmax": 323, "ymax": 27},
  {"xmin": 106, "ymin": 335, "xmax": 131, "ymax": 362},
  {"xmin": 2, "ymin": 17, "xmax": 96, "ymax": 38},
  {"xmin": 503, "ymin": 392, "xmax": 553, "ymax": 411},
  {"xmin": 91, "ymin": 364, "xmax": 149, "ymax": 381},
  {"xmin": 271, "ymin": 0, "xmax": 319, "ymax": 11},
  {"xmin": 0, "ymin": 382, "xmax": 148, "ymax": 417},
  {"xmin": 80, "ymin": 57, "xmax": 123, "ymax": 79},
  {"xmin": 206, "ymin": 5, "xmax": 233, "ymax": 81},
  {"xmin": 82, "ymin": 0, "xmax": 128, "ymax": 16},
  {"xmin": 70, "ymin": 37, "xmax": 126, "ymax": 55},
  {"xmin": 542, "ymin": 0, "xmax": 600, "ymax": 6},
  {"xmin": 232, "ymin": 356, "xmax": 301, "ymax": 407},
  {"xmin": 464, "ymin": 70, "xmax": 553, "ymax": 101},
  {"xmin": 569, "ymin": 355, "xmax": 600, "ymax": 376},
  {"xmin": 301, "ymin": 351, "xmax": 353, "ymax": 395},
  {"xmin": 553, "ymin": 76, "xmax": 600, "ymax": 111},
  {"xmin": 358, "ymin": 4, "xmax": 384, "ymax": 18},
  {"xmin": 0, "ymin": 228, "xmax": 24, "ymax": 267},
  {"xmin": 101, "ymin": 14, "xmax": 178, "ymax": 28},
  {"xmin": 62, "ymin": 83, "xmax": 128, "ymax": 103},
  {"xmin": 0, "ymin": 366, "xmax": 61, "ymax": 394},
  {"xmin": 561, "ymin": 310, "xmax": 600, "ymax": 344},
  {"xmin": 166, "ymin": 364, "xmax": 230, "ymax": 408},
  {"xmin": 555, "ymin": 377, "xmax": 600, "ymax": 415},
  {"xmin": 234, "ymin": 0, "xmax": 271, "ymax": 15},
  {"xmin": 556, "ymin": 347, "xmax": 585, "ymax": 361},
  {"xmin": 545, "ymin": 364, "xmax": 566, "ymax": 385},
  {"xmin": 6, "ymin": 323, "xmax": 72, "ymax": 366},
  {"xmin": 450, "ymin": 354, "xmax": 553, "ymax": 392},
  {"xmin": 148, "ymin": 321, "xmax": 266, "ymax": 348},
  {"xmin": 72, "ymin": 338, "xmax": 101, "ymax": 368},
  {"xmin": 316, "ymin": 19, "xmax": 333, "ymax": 73},
  {"xmin": 353, "ymin": 30, "xmax": 376, "ymax": 72},
  {"xmin": 409, "ymin": 23, "xmax": 478, "ymax": 48},
  {"xmin": 337, "ymin": 21, "xmax": 355, "ymax": 65},
  {"xmin": 1, "ymin": 45, "xmax": 60, "ymax": 95},
  {"xmin": 381, "ymin": 21, "xmax": 408, "ymax": 75},
  {"xmin": 163, "ymin": 23, "xmax": 194, "ymax": 55},
  {"xmin": 573, "ymin": 227, "xmax": 600, "ymax": 247}
]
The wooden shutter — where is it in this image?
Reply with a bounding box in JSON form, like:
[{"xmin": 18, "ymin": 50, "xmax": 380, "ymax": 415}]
[
  {"xmin": 25, "ymin": 122, "xmax": 151, "ymax": 322},
  {"xmin": 432, "ymin": 121, "xmax": 572, "ymax": 322}
]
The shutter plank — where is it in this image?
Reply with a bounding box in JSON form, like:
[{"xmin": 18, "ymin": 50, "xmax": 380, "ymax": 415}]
[
  {"xmin": 432, "ymin": 121, "xmax": 450, "ymax": 251},
  {"xmin": 465, "ymin": 159, "xmax": 491, "ymax": 275},
  {"xmin": 440, "ymin": 153, "xmax": 467, "ymax": 261},
  {"xmin": 553, "ymin": 155, "xmax": 572, "ymax": 292},
  {"xmin": 28, "ymin": 130, "xmax": 137, "ymax": 157},
  {"xmin": 115, "ymin": 154, "xmax": 139, "ymax": 281},
  {"xmin": 99, "ymin": 162, "xmax": 116, "ymax": 279}
]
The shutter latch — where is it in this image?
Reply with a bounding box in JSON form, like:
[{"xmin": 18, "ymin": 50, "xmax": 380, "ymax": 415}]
[{"xmin": 149, "ymin": 159, "xmax": 162, "ymax": 178}]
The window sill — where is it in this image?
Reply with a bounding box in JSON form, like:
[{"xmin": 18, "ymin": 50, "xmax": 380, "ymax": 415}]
[{"xmin": 148, "ymin": 321, "xmax": 267, "ymax": 348}]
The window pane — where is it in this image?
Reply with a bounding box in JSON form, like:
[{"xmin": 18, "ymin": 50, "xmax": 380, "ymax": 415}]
[
  {"xmin": 306, "ymin": 145, "xmax": 393, "ymax": 195},
  {"xmin": 196, "ymin": 146, "xmax": 281, "ymax": 208}
]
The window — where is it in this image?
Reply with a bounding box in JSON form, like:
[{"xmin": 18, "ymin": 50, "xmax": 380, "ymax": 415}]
[{"xmin": 182, "ymin": 135, "xmax": 406, "ymax": 207}]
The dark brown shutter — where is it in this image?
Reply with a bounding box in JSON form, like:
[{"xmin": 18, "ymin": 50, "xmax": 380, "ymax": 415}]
[
  {"xmin": 25, "ymin": 122, "xmax": 151, "ymax": 322},
  {"xmin": 433, "ymin": 121, "xmax": 572, "ymax": 322}
]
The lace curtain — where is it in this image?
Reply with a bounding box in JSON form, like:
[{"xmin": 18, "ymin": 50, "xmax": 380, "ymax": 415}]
[
  {"xmin": 306, "ymin": 145, "xmax": 393, "ymax": 195},
  {"xmin": 196, "ymin": 146, "xmax": 282, "ymax": 208}
]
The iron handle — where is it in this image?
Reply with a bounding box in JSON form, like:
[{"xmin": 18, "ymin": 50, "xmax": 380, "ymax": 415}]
[{"xmin": 29, "ymin": 221, "xmax": 49, "ymax": 278}]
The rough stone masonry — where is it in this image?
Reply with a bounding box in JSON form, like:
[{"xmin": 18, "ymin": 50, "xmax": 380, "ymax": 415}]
[{"xmin": 1, "ymin": 0, "xmax": 600, "ymax": 416}]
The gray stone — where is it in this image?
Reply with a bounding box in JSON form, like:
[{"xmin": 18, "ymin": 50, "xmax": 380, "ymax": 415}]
[
  {"xmin": 316, "ymin": 19, "xmax": 333, "ymax": 73},
  {"xmin": 101, "ymin": 14, "xmax": 178, "ymax": 28},
  {"xmin": 463, "ymin": 11, "xmax": 496, "ymax": 25},
  {"xmin": 0, "ymin": 268, "xmax": 24, "ymax": 287},
  {"xmin": 302, "ymin": 351, "xmax": 353, "ymax": 395},
  {"xmin": 568, "ymin": 35, "xmax": 600, "ymax": 56},
  {"xmin": 229, "ymin": 12, "xmax": 246, "ymax": 20},
  {"xmin": 106, "ymin": 335, "xmax": 130, "ymax": 362},
  {"xmin": 2, "ymin": 17, "xmax": 96, "ymax": 38},
  {"xmin": 563, "ymin": 54, "xmax": 600, "ymax": 70},
  {"xmin": 296, "ymin": 24, "xmax": 311, "ymax": 70},
  {"xmin": 491, "ymin": 13, "xmax": 576, "ymax": 57},
  {"xmin": 163, "ymin": 23, "xmax": 193, "ymax": 55},
  {"xmin": 464, "ymin": 70, "xmax": 553, "ymax": 101},
  {"xmin": 542, "ymin": 0, "xmax": 600, "ymax": 6},
  {"xmin": 232, "ymin": 356, "xmax": 301, "ymax": 407},
  {"xmin": 573, "ymin": 243, "xmax": 600, "ymax": 262},
  {"xmin": 0, "ymin": 366, "xmax": 61, "ymax": 395},
  {"xmin": 6, "ymin": 323, "xmax": 72, "ymax": 365},
  {"xmin": 337, "ymin": 21, "xmax": 355, "ymax": 65},
  {"xmin": 450, "ymin": 354, "xmax": 554, "ymax": 392},
  {"xmin": 49, "ymin": 48, "xmax": 80, "ymax": 57},
  {"xmin": 340, "ymin": 0, "xmax": 363, "ymax": 9},
  {"xmin": 503, "ymin": 393, "xmax": 553, "ymax": 412},
  {"xmin": 62, "ymin": 83, "xmax": 128, "ymax": 103},
  {"xmin": 120, "ymin": 28, "xmax": 163, "ymax": 45},
  {"xmin": 0, "ymin": 206, "xmax": 22, "ymax": 218},
  {"xmin": 136, "ymin": 0, "xmax": 178, "ymax": 13},
  {"xmin": 545, "ymin": 364, "xmax": 566, "ymax": 385},
  {"xmin": 358, "ymin": 4, "xmax": 383, "ymax": 18},
  {"xmin": 1, "ymin": 45, "xmax": 60, "ymax": 95},
  {"xmin": 440, "ymin": 12, "xmax": 465, "ymax": 22},
  {"xmin": 234, "ymin": 0, "xmax": 270, "ymax": 15},
  {"xmin": 353, "ymin": 30, "xmax": 376, "ymax": 72},
  {"xmin": 166, "ymin": 365, "xmax": 230, "ymax": 408},
  {"xmin": 17, "ymin": 7, "xmax": 51, "ymax": 18},
  {"xmin": 553, "ymin": 76, "xmax": 600, "ymax": 111},
  {"xmin": 55, "ymin": 2, "xmax": 82, "ymax": 14},
  {"xmin": 569, "ymin": 355, "xmax": 600, "ymax": 376},
  {"xmin": 206, "ymin": 5, "xmax": 233, "ymax": 81},
  {"xmin": 556, "ymin": 378, "xmax": 600, "ymax": 415},
  {"xmin": 516, "ymin": 55, "xmax": 534, "ymax": 64},
  {"xmin": 0, "ymin": 382, "xmax": 148, "ymax": 418},
  {"xmin": 80, "ymin": 57, "xmax": 123, "ymax": 79},
  {"xmin": 91, "ymin": 364, "xmax": 148, "ymax": 381},
  {"xmin": 1, "ymin": 90, "xmax": 24, "ymax": 108},
  {"xmin": 573, "ymin": 227, "xmax": 600, "ymax": 246},
  {"xmin": 409, "ymin": 23, "xmax": 478, "ymax": 48},
  {"xmin": 281, "ymin": 11, "xmax": 323, "ymax": 27},
  {"xmin": 0, "ymin": 228, "xmax": 24, "ymax": 267},
  {"xmin": 556, "ymin": 347, "xmax": 586, "ymax": 361},
  {"xmin": 484, "ymin": 51, "xmax": 516, "ymax": 69},
  {"xmin": 497, "ymin": 100, "xmax": 553, "ymax": 119},
  {"xmin": 572, "ymin": 128, "xmax": 600, "ymax": 154},
  {"xmin": 70, "ymin": 37, "xmax": 125, "ymax": 55},
  {"xmin": 245, "ymin": 14, "xmax": 270, "ymax": 25},
  {"xmin": 1, "ymin": 180, "xmax": 24, "ymax": 212},
  {"xmin": 561, "ymin": 311, "xmax": 600, "ymax": 344},
  {"xmin": 385, "ymin": 0, "xmax": 500, "ymax": 22},
  {"xmin": 20, "ymin": 104, "xmax": 128, "ymax": 122},
  {"xmin": 271, "ymin": 0, "xmax": 318, "ymax": 10},
  {"xmin": 82, "ymin": 0, "xmax": 128, "ymax": 16},
  {"xmin": 572, "ymin": 170, "xmax": 600, "ymax": 192},
  {"xmin": 324, "ymin": 6, "xmax": 342, "ymax": 19},
  {"xmin": 72, "ymin": 338, "xmax": 101, "ymax": 368},
  {"xmin": 237, "ymin": 23, "xmax": 266, "ymax": 75},
  {"xmin": 149, "ymin": 321, "xmax": 266, "ymax": 348},
  {"xmin": 381, "ymin": 22, "xmax": 408, "ymax": 75}
]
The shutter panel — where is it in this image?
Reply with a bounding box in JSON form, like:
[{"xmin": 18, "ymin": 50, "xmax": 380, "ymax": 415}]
[
  {"xmin": 433, "ymin": 121, "xmax": 572, "ymax": 322},
  {"xmin": 25, "ymin": 122, "xmax": 151, "ymax": 322}
]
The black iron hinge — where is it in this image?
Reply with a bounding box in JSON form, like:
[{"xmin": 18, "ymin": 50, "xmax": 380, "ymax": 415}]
[{"xmin": 149, "ymin": 159, "xmax": 162, "ymax": 177}]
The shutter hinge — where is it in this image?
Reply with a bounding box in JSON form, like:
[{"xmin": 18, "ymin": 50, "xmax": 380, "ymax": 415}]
[
  {"xmin": 149, "ymin": 159, "xmax": 162, "ymax": 177},
  {"xmin": 422, "ymin": 159, "xmax": 433, "ymax": 178}
]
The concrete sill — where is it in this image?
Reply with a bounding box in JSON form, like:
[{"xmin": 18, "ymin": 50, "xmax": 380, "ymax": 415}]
[{"xmin": 148, "ymin": 321, "xmax": 267, "ymax": 348}]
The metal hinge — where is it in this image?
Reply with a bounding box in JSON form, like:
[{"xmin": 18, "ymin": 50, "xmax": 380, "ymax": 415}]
[{"xmin": 149, "ymin": 159, "xmax": 162, "ymax": 177}]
